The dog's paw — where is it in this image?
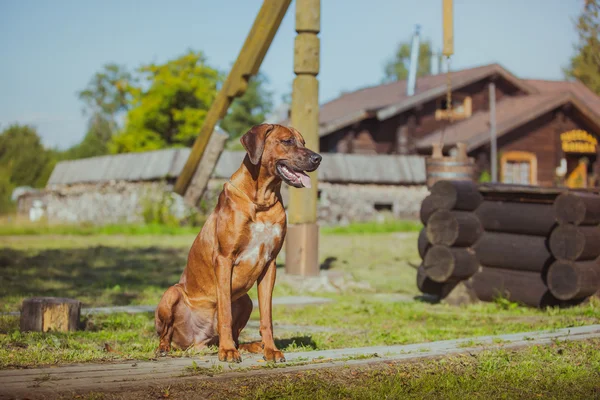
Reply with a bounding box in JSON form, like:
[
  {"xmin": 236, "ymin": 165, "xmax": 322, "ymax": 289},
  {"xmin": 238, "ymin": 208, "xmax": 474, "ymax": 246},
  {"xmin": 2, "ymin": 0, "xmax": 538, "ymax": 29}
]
[
  {"xmin": 263, "ymin": 348, "xmax": 286, "ymax": 363},
  {"xmin": 156, "ymin": 344, "xmax": 170, "ymax": 357},
  {"xmin": 218, "ymin": 347, "xmax": 242, "ymax": 363}
]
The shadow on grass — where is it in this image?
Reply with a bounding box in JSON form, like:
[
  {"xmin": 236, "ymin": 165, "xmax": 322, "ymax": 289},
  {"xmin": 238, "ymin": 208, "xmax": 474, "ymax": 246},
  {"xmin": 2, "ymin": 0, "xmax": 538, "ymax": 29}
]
[
  {"xmin": 0, "ymin": 246, "xmax": 187, "ymax": 310},
  {"xmin": 275, "ymin": 335, "xmax": 317, "ymax": 350}
]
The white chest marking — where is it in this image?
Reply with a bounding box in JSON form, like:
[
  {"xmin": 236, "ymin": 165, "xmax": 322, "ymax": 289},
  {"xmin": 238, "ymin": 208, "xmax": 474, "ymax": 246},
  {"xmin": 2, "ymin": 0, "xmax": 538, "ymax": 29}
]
[{"xmin": 236, "ymin": 222, "xmax": 282, "ymax": 266}]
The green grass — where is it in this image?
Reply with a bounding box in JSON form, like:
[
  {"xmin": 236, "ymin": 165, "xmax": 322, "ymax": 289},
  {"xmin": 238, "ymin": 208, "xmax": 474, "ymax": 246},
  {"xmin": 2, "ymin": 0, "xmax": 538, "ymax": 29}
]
[
  {"xmin": 269, "ymin": 295, "xmax": 599, "ymax": 350},
  {"xmin": 74, "ymin": 339, "xmax": 600, "ymax": 399},
  {"xmin": 174, "ymin": 339, "xmax": 600, "ymax": 400},
  {"xmin": 0, "ymin": 219, "xmax": 423, "ymax": 236},
  {"xmin": 320, "ymin": 219, "xmax": 422, "ymax": 235},
  {"xmin": 0, "ymin": 222, "xmax": 202, "ymax": 236},
  {"xmin": 1, "ymin": 230, "xmax": 599, "ymax": 370}
]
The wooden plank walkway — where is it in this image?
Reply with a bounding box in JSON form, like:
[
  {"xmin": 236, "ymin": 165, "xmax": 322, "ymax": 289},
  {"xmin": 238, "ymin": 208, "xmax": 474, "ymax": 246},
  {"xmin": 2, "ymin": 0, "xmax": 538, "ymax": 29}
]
[{"xmin": 1, "ymin": 324, "xmax": 599, "ymax": 400}]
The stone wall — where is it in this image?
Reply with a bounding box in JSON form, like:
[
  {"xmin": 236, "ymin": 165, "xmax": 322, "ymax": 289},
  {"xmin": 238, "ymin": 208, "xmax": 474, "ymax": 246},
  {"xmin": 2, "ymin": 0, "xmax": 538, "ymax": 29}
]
[
  {"xmin": 316, "ymin": 182, "xmax": 428, "ymax": 225},
  {"xmin": 193, "ymin": 179, "xmax": 428, "ymax": 225},
  {"xmin": 18, "ymin": 181, "xmax": 195, "ymax": 224},
  {"xmin": 17, "ymin": 179, "xmax": 428, "ymax": 225}
]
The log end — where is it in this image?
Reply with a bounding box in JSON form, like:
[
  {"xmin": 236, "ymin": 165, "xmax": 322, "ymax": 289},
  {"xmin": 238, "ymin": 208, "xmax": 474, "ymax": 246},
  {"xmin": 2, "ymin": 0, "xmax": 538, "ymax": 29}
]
[
  {"xmin": 426, "ymin": 210, "xmax": 459, "ymax": 246},
  {"xmin": 430, "ymin": 180, "xmax": 483, "ymax": 211},
  {"xmin": 423, "ymin": 245, "xmax": 455, "ymax": 282},
  {"xmin": 549, "ymin": 224, "xmax": 580, "ymax": 261},
  {"xmin": 547, "ymin": 261, "xmax": 579, "ymax": 301},
  {"xmin": 554, "ymin": 192, "xmax": 586, "ymax": 225}
]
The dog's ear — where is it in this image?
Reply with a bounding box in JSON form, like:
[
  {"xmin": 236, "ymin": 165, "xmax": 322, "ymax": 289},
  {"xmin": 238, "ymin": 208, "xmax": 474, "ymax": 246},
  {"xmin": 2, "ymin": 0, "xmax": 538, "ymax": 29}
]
[{"xmin": 240, "ymin": 124, "xmax": 275, "ymax": 165}]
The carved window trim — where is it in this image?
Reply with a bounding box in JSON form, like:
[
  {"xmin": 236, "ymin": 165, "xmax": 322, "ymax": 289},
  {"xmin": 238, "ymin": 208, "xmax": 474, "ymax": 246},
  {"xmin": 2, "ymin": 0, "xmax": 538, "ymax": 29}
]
[{"xmin": 500, "ymin": 151, "xmax": 538, "ymax": 185}]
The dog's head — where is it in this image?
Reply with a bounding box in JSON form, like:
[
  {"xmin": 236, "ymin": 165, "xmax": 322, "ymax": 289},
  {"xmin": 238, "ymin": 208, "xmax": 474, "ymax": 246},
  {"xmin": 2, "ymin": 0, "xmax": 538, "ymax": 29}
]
[{"xmin": 240, "ymin": 123, "xmax": 322, "ymax": 188}]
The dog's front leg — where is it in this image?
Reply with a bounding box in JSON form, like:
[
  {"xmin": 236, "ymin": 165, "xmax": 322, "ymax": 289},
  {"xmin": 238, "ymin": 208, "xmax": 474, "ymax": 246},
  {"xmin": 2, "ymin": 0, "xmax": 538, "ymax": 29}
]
[
  {"xmin": 257, "ymin": 260, "xmax": 285, "ymax": 362},
  {"xmin": 215, "ymin": 254, "xmax": 242, "ymax": 363}
]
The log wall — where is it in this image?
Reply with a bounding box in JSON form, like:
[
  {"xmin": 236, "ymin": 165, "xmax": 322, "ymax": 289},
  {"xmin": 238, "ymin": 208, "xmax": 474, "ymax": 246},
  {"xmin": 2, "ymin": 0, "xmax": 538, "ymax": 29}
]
[{"xmin": 416, "ymin": 181, "xmax": 600, "ymax": 308}]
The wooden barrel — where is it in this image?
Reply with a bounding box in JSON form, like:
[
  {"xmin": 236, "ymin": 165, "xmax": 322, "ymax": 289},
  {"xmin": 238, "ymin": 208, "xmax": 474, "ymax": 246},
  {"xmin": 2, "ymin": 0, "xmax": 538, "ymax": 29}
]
[{"xmin": 426, "ymin": 156, "xmax": 476, "ymax": 189}]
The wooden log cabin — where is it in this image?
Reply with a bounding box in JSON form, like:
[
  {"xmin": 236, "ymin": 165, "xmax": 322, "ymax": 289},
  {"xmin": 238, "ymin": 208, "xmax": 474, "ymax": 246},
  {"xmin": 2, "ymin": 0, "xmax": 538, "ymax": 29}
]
[{"xmin": 281, "ymin": 63, "xmax": 600, "ymax": 189}]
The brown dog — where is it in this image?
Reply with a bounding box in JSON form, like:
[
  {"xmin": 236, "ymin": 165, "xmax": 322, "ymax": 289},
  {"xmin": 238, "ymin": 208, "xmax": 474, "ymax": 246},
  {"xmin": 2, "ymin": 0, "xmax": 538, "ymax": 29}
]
[{"xmin": 155, "ymin": 123, "xmax": 321, "ymax": 363}]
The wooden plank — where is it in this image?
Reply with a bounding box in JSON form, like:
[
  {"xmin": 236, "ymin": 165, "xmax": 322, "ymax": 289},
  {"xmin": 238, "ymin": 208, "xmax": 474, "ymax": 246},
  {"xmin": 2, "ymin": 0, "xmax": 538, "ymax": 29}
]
[
  {"xmin": 173, "ymin": 0, "xmax": 292, "ymax": 195},
  {"xmin": 473, "ymin": 232, "xmax": 552, "ymax": 272},
  {"xmin": 182, "ymin": 128, "xmax": 229, "ymax": 207}
]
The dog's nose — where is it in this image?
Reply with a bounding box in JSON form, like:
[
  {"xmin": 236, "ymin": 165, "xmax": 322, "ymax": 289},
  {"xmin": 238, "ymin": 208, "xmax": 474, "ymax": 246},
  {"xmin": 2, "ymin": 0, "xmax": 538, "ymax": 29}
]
[{"xmin": 310, "ymin": 153, "xmax": 322, "ymax": 165}]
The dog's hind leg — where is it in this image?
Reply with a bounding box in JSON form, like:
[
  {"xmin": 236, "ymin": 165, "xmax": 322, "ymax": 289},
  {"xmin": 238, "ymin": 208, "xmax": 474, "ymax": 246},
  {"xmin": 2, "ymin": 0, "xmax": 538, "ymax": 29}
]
[{"xmin": 155, "ymin": 285, "xmax": 183, "ymax": 356}]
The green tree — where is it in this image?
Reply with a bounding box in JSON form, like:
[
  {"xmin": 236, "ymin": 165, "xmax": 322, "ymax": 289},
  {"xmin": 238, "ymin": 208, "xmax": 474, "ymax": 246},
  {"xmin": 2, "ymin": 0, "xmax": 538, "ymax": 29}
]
[
  {"xmin": 77, "ymin": 64, "xmax": 133, "ymax": 155},
  {"xmin": 564, "ymin": 0, "xmax": 600, "ymax": 95},
  {"xmin": 220, "ymin": 73, "xmax": 273, "ymax": 141},
  {"xmin": 78, "ymin": 63, "xmax": 133, "ymax": 118},
  {"xmin": 110, "ymin": 50, "xmax": 222, "ymax": 153},
  {"xmin": 62, "ymin": 114, "xmax": 113, "ymax": 160},
  {"xmin": 0, "ymin": 163, "xmax": 15, "ymax": 214},
  {"xmin": 0, "ymin": 124, "xmax": 54, "ymax": 188},
  {"xmin": 383, "ymin": 39, "xmax": 435, "ymax": 82}
]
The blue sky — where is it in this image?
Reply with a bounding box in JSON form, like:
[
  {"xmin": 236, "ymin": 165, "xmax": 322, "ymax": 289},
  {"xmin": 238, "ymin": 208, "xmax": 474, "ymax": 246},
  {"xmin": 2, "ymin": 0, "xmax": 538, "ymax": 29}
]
[{"xmin": 0, "ymin": 0, "xmax": 584, "ymax": 149}]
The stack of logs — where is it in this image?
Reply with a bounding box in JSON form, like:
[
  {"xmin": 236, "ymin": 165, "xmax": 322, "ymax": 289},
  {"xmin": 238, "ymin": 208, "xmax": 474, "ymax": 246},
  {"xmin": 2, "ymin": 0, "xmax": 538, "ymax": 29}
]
[
  {"xmin": 417, "ymin": 181, "xmax": 600, "ymax": 308},
  {"xmin": 418, "ymin": 180, "xmax": 483, "ymax": 298}
]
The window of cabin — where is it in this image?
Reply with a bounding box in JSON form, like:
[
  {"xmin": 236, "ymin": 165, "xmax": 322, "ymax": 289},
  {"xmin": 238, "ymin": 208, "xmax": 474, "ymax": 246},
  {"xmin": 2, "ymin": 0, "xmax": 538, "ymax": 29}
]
[
  {"xmin": 500, "ymin": 151, "xmax": 538, "ymax": 185},
  {"xmin": 435, "ymin": 95, "xmax": 472, "ymax": 121}
]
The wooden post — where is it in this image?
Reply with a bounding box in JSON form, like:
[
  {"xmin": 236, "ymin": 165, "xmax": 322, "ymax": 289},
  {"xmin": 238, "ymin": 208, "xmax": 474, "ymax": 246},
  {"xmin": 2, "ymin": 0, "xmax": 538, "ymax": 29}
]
[
  {"xmin": 285, "ymin": 0, "xmax": 321, "ymax": 276},
  {"xmin": 173, "ymin": 0, "xmax": 292, "ymax": 196},
  {"xmin": 20, "ymin": 297, "xmax": 81, "ymax": 333}
]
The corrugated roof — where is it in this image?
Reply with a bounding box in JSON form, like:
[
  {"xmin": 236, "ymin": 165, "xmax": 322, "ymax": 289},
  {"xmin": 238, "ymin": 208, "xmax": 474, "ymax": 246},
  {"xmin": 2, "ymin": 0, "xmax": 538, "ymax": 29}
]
[
  {"xmin": 47, "ymin": 148, "xmax": 192, "ymax": 185},
  {"xmin": 47, "ymin": 150, "xmax": 426, "ymax": 186}
]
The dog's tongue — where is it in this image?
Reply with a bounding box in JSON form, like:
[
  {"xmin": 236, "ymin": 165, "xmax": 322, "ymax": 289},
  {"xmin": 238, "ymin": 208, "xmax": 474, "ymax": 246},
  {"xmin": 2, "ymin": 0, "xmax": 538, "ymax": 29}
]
[{"xmin": 296, "ymin": 171, "xmax": 312, "ymax": 188}]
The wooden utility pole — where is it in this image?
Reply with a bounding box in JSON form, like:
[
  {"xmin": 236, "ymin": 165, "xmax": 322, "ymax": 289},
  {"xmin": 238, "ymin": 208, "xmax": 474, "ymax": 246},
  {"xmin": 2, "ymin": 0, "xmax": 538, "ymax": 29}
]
[
  {"xmin": 285, "ymin": 0, "xmax": 321, "ymax": 276},
  {"xmin": 173, "ymin": 0, "xmax": 292, "ymax": 197},
  {"xmin": 489, "ymin": 82, "xmax": 498, "ymax": 182}
]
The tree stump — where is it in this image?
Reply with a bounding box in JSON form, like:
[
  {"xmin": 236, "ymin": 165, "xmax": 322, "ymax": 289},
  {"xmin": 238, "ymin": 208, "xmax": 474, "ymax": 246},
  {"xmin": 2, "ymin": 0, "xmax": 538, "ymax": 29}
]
[{"xmin": 20, "ymin": 297, "xmax": 81, "ymax": 333}]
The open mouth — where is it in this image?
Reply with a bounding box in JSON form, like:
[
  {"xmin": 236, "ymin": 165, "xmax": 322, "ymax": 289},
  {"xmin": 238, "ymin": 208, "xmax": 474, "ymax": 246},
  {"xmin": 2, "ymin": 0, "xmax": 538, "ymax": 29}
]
[{"xmin": 276, "ymin": 161, "xmax": 312, "ymax": 188}]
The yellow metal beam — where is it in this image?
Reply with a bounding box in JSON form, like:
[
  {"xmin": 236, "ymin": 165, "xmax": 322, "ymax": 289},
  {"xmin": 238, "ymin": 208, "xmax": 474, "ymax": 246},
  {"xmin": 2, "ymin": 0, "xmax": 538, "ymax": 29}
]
[
  {"xmin": 174, "ymin": 0, "xmax": 292, "ymax": 195},
  {"xmin": 442, "ymin": 0, "xmax": 454, "ymax": 57}
]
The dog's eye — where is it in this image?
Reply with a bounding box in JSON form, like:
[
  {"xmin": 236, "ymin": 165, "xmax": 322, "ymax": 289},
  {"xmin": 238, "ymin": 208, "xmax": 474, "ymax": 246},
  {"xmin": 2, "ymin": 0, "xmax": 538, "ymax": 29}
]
[{"xmin": 281, "ymin": 138, "xmax": 294, "ymax": 146}]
